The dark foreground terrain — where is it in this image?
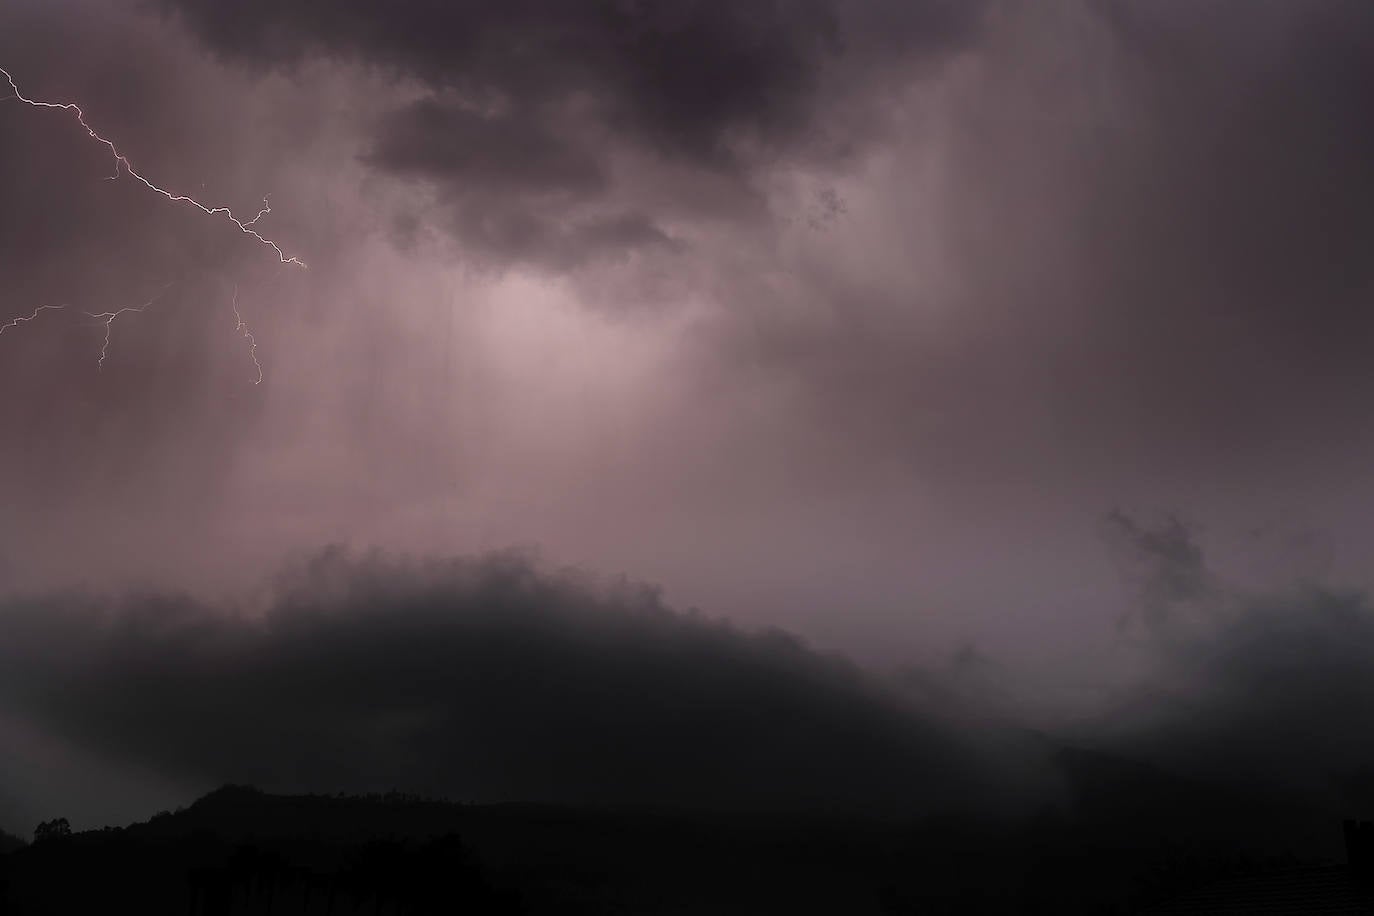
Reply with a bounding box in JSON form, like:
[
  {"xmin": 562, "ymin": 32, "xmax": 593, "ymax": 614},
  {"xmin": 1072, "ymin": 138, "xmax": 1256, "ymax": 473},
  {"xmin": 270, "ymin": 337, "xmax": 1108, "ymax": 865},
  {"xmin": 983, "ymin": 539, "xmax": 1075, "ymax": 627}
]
[{"xmin": 1, "ymin": 748, "xmax": 1370, "ymax": 915}]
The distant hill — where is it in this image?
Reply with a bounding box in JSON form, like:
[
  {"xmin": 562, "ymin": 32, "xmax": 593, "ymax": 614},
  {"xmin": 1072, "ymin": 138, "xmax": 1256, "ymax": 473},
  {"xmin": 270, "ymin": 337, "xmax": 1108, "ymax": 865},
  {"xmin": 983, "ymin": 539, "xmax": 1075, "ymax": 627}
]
[
  {"xmin": 1, "ymin": 792, "xmax": 516, "ymax": 916},
  {"xmin": 0, "ymin": 754, "xmax": 1355, "ymax": 914}
]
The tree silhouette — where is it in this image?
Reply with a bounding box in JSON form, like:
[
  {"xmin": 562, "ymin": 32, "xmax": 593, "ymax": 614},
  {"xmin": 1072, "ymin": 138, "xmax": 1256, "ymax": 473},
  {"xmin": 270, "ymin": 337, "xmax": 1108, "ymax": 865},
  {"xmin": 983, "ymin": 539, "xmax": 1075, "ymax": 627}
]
[{"xmin": 32, "ymin": 818, "xmax": 70, "ymax": 844}]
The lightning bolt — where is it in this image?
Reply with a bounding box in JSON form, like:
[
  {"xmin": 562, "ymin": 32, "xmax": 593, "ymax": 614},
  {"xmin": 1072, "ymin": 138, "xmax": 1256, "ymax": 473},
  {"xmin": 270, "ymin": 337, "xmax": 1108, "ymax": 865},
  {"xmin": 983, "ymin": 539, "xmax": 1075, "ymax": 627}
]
[
  {"xmin": 83, "ymin": 286, "xmax": 171, "ymax": 371},
  {"xmin": 0, "ymin": 304, "xmax": 64, "ymax": 338},
  {"xmin": 232, "ymin": 286, "xmax": 263, "ymax": 385},
  {"xmin": 0, "ymin": 66, "xmax": 306, "ymax": 268},
  {"xmin": 244, "ymin": 196, "xmax": 272, "ymax": 229}
]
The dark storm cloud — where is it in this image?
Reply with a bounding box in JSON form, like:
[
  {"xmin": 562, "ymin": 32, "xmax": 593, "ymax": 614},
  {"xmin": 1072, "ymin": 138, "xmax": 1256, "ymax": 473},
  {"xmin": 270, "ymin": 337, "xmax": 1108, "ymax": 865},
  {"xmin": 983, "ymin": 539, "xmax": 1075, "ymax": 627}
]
[
  {"xmin": 160, "ymin": 0, "xmax": 986, "ymax": 267},
  {"xmin": 363, "ymin": 98, "xmax": 678, "ymax": 266},
  {"xmin": 1041, "ymin": 1, "xmax": 1374, "ymax": 461},
  {"xmin": 0, "ymin": 549, "xmax": 1019, "ymax": 815},
  {"xmin": 366, "ymin": 100, "xmax": 606, "ymax": 194},
  {"xmin": 1086, "ymin": 515, "xmax": 1374, "ymax": 815},
  {"xmin": 699, "ymin": 0, "xmax": 1374, "ymax": 495},
  {"xmin": 162, "ymin": 0, "xmax": 978, "ymax": 155},
  {"xmin": 8, "ymin": 0, "xmax": 1374, "ymax": 841},
  {"xmin": 1071, "ymin": 1, "xmax": 1374, "ymax": 378}
]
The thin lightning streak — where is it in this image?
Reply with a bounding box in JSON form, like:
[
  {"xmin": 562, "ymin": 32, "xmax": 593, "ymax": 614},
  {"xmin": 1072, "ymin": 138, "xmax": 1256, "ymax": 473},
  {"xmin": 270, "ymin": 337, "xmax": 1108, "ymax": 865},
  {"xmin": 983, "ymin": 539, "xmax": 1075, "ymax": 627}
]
[
  {"xmin": 232, "ymin": 286, "xmax": 263, "ymax": 385},
  {"xmin": 85, "ymin": 305, "xmax": 148, "ymax": 371},
  {"xmin": 0, "ymin": 304, "xmax": 63, "ymax": 338},
  {"xmin": 243, "ymin": 196, "xmax": 272, "ymax": 228},
  {"xmin": 83, "ymin": 286, "xmax": 170, "ymax": 370},
  {"xmin": 0, "ymin": 66, "xmax": 307, "ymax": 268}
]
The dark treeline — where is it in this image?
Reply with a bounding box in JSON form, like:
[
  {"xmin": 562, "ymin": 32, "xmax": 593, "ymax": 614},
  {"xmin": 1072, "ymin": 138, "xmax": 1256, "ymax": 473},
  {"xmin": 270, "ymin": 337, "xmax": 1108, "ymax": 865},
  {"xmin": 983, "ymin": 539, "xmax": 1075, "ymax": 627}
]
[
  {"xmin": 2, "ymin": 753, "xmax": 1369, "ymax": 915},
  {"xmin": 0, "ymin": 788, "xmax": 516, "ymax": 915}
]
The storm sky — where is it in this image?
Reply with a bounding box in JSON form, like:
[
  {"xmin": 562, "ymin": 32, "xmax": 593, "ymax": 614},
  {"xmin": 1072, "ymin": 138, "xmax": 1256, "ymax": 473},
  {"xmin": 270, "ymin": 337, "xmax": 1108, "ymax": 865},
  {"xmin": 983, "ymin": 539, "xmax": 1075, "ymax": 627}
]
[{"xmin": 2, "ymin": 0, "xmax": 1374, "ymax": 830}]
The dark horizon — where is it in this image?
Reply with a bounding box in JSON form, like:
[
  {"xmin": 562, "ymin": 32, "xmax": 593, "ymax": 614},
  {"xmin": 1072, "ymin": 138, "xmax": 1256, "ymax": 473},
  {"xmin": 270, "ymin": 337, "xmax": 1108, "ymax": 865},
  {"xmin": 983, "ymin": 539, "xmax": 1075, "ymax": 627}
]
[{"xmin": 6, "ymin": 781, "xmax": 1374, "ymax": 914}]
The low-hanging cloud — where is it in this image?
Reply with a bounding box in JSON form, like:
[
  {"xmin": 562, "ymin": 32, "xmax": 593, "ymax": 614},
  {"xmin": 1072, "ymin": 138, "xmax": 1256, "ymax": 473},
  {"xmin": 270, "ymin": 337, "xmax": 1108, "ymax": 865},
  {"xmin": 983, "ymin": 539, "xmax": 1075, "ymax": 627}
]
[
  {"xmin": 0, "ymin": 548, "xmax": 1026, "ymax": 822},
  {"xmin": 159, "ymin": 0, "xmax": 986, "ymax": 268},
  {"xmin": 160, "ymin": 0, "xmax": 981, "ymax": 159},
  {"xmin": 8, "ymin": 525, "xmax": 1374, "ymax": 859},
  {"xmin": 1086, "ymin": 514, "xmax": 1374, "ymax": 818}
]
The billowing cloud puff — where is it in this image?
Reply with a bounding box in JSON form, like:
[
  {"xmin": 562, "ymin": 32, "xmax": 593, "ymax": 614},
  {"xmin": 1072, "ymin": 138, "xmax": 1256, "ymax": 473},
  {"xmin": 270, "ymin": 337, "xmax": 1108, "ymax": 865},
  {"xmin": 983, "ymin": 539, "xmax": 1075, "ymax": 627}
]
[{"xmin": 0, "ymin": 549, "xmax": 1019, "ymax": 821}]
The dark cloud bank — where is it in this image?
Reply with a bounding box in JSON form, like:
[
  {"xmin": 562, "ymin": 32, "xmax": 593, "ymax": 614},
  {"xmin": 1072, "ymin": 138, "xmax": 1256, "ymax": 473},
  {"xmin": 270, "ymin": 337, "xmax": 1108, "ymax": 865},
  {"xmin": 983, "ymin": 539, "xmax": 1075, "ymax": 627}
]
[
  {"xmin": 161, "ymin": 0, "xmax": 985, "ymax": 268},
  {"xmin": 1094, "ymin": 513, "xmax": 1374, "ymax": 814},
  {"xmin": 0, "ymin": 548, "xmax": 1011, "ymax": 820},
  {"xmin": 6, "ymin": 518, "xmax": 1374, "ymax": 865}
]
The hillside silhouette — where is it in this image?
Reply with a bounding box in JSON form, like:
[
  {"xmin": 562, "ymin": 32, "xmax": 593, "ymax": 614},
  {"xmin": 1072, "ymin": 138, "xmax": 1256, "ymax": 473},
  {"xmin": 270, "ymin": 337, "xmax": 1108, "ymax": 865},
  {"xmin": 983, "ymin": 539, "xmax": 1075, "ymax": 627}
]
[
  {"xmin": 2, "ymin": 750, "xmax": 1368, "ymax": 915},
  {"xmin": 0, "ymin": 831, "xmax": 22, "ymax": 856}
]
